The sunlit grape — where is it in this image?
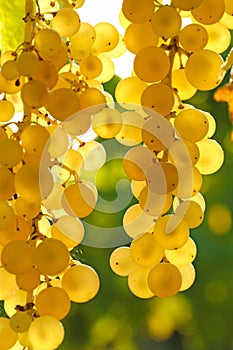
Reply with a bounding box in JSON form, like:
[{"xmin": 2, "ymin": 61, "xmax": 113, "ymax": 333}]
[
  {"xmin": 0, "ymin": 317, "xmax": 18, "ymax": 349},
  {"xmin": 122, "ymin": 0, "xmax": 155, "ymax": 23},
  {"xmin": 115, "ymin": 76, "xmax": 147, "ymax": 109},
  {"xmin": 0, "ymin": 215, "xmax": 31, "ymax": 246},
  {"xmin": 92, "ymin": 107, "xmax": 122, "ymax": 138},
  {"xmin": 21, "ymin": 79, "xmax": 49, "ymax": 108},
  {"xmin": 128, "ymin": 267, "xmax": 155, "ymax": 299},
  {"xmin": 10, "ymin": 312, "xmax": 31, "ymax": 333},
  {"xmin": 191, "ymin": 0, "xmax": 225, "ymax": 24},
  {"xmin": 151, "ymin": 6, "xmax": 182, "ymax": 39},
  {"xmin": 79, "ymin": 54, "xmax": 103, "ymax": 79},
  {"xmin": 1, "ymin": 60, "xmax": 19, "ymax": 80},
  {"xmin": 33, "ymin": 59, "xmax": 58, "ymax": 89},
  {"xmin": 0, "ymin": 99, "xmax": 15, "ymax": 122},
  {"xmin": 16, "ymin": 51, "xmax": 39, "ymax": 76},
  {"xmin": 172, "ymin": 0, "xmax": 202, "ymax": 10},
  {"xmin": 109, "ymin": 246, "xmax": 138, "ymax": 276},
  {"xmin": 47, "ymin": 88, "xmax": 80, "ymax": 121},
  {"xmin": 52, "ymin": 7, "xmax": 81, "ymax": 37},
  {"xmin": 178, "ymin": 263, "xmax": 196, "ymax": 291},
  {"xmin": 141, "ymin": 83, "xmax": 175, "ymax": 116},
  {"xmin": 16, "ymin": 267, "xmax": 41, "ymax": 291},
  {"xmin": 0, "ymin": 200, "xmax": 15, "ymax": 230},
  {"xmin": 92, "ymin": 22, "xmax": 119, "ymax": 53},
  {"xmin": 0, "ymin": 139, "xmax": 23, "ymax": 167},
  {"xmin": 0, "ymin": 166, "xmax": 15, "ymax": 200},
  {"xmin": 34, "ymin": 28, "xmax": 62, "ymax": 59},
  {"xmin": 165, "ymin": 237, "xmax": 197, "ymax": 266},
  {"xmin": 1, "ymin": 240, "xmax": 34, "ymax": 274},
  {"xmin": 196, "ymin": 139, "xmax": 224, "ymax": 174}
]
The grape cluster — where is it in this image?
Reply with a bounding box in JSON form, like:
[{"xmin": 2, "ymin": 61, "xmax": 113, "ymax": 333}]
[{"xmin": 0, "ymin": 0, "xmax": 231, "ymax": 349}]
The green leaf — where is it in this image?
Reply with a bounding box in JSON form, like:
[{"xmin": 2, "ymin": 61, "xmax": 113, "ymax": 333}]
[{"xmin": 0, "ymin": 0, "xmax": 25, "ymax": 52}]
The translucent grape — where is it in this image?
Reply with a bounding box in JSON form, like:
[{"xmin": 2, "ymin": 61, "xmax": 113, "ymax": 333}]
[
  {"xmin": 172, "ymin": 0, "xmax": 203, "ymax": 10},
  {"xmin": 92, "ymin": 107, "xmax": 122, "ymax": 138},
  {"xmin": 79, "ymin": 87, "xmax": 106, "ymax": 113},
  {"xmin": 14, "ymin": 196, "xmax": 41, "ymax": 220},
  {"xmin": 47, "ymin": 88, "xmax": 80, "ymax": 121},
  {"xmin": 52, "ymin": 7, "xmax": 81, "ymax": 37},
  {"xmin": 139, "ymin": 187, "xmax": 172, "ymax": 217},
  {"xmin": 70, "ymin": 22, "xmax": 96, "ymax": 59},
  {"xmin": 21, "ymin": 79, "xmax": 49, "ymax": 108},
  {"xmin": 0, "ymin": 99, "xmax": 15, "ymax": 122},
  {"xmin": 172, "ymin": 166, "xmax": 203, "ymax": 198},
  {"xmin": 14, "ymin": 164, "xmax": 41, "ymax": 200},
  {"xmin": 79, "ymin": 55, "xmax": 103, "ymax": 79},
  {"xmin": 178, "ymin": 263, "xmax": 196, "ymax": 291},
  {"xmin": 128, "ymin": 267, "xmax": 155, "ymax": 299},
  {"xmin": 0, "ymin": 268, "xmax": 19, "ymax": 300},
  {"xmin": 33, "ymin": 60, "xmax": 58, "ymax": 89},
  {"xmin": 34, "ymin": 238, "xmax": 70, "ymax": 276},
  {"xmin": 141, "ymin": 83, "xmax": 175, "ymax": 116},
  {"xmin": 0, "ymin": 127, "xmax": 7, "ymax": 141},
  {"xmin": 122, "ymin": 0, "xmax": 155, "ymax": 23},
  {"xmin": 62, "ymin": 149, "xmax": 84, "ymax": 177},
  {"xmin": 134, "ymin": 46, "xmax": 170, "ymax": 83},
  {"xmin": 123, "ymin": 145, "xmax": 155, "ymax": 180},
  {"xmin": 0, "ymin": 200, "xmax": 14, "ymax": 230},
  {"xmin": 1, "ymin": 240, "xmax": 34, "ymax": 274},
  {"xmin": 115, "ymin": 111, "xmax": 145, "ymax": 146},
  {"xmin": 62, "ymin": 264, "xmax": 100, "ymax": 302},
  {"xmin": 109, "ymin": 246, "xmax": 138, "ymax": 276},
  {"xmin": 0, "ymin": 72, "xmax": 24, "ymax": 95},
  {"xmin": 0, "ymin": 215, "xmax": 31, "ymax": 246},
  {"xmin": 77, "ymin": 141, "xmax": 106, "ymax": 171},
  {"xmin": 21, "ymin": 123, "xmax": 50, "ymax": 157},
  {"xmin": 1, "ymin": 60, "xmax": 19, "ymax": 80},
  {"xmin": 115, "ymin": 76, "xmax": 147, "ymax": 109},
  {"xmin": 146, "ymin": 161, "xmax": 179, "ymax": 195},
  {"xmin": 204, "ymin": 22, "xmax": 231, "ymax": 54},
  {"xmin": 191, "ymin": 0, "xmax": 225, "ymax": 24},
  {"xmin": 168, "ymin": 139, "xmax": 200, "ymax": 167},
  {"xmin": 28, "ymin": 315, "xmax": 65, "ymax": 350},
  {"xmin": 175, "ymin": 200, "xmax": 204, "ymax": 228},
  {"xmin": 225, "ymin": 0, "xmax": 233, "ymax": 15},
  {"xmin": 4, "ymin": 289, "xmax": 27, "ymax": 317},
  {"xmin": 179, "ymin": 24, "xmax": 208, "ymax": 52},
  {"xmin": 0, "ymin": 166, "xmax": 15, "ymax": 200},
  {"xmin": 148, "ymin": 263, "xmax": 182, "ymax": 297},
  {"xmin": 42, "ymin": 182, "xmax": 63, "ymax": 210},
  {"xmin": 36, "ymin": 286, "xmax": 71, "ymax": 320},
  {"xmin": 61, "ymin": 108, "xmax": 91, "ymax": 136},
  {"xmin": 34, "ymin": 28, "xmax": 62, "ymax": 59},
  {"xmin": 93, "ymin": 54, "xmax": 115, "ymax": 83},
  {"xmin": 165, "ymin": 237, "xmax": 197, "ymax": 266},
  {"xmin": 10, "ymin": 312, "xmax": 31, "ymax": 333},
  {"xmin": 46, "ymin": 125, "xmax": 68, "ymax": 158},
  {"xmin": 0, "ymin": 139, "xmax": 23, "ymax": 167},
  {"xmin": 16, "ymin": 51, "xmax": 39, "ymax": 76},
  {"xmin": 92, "ymin": 22, "xmax": 119, "ymax": 53},
  {"xmin": 16, "ymin": 267, "xmax": 41, "ymax": 291},
  {"xmin": 151, "ymin": 6, "xmax": 182, "ymax": 39},
  {"xmin": 131, "ymin": 180, "xmax": 147, "ymax": 199},
  {"xmin": 196, "ymin": 139, "xmax": 224, "ymax": 174},
  {"xmin": 0, "ymin": 317, "xmax": 18, "ymax": 349}
]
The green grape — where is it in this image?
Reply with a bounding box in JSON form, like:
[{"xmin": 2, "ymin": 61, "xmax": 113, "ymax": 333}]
[
  {"xmin": 79, "ymin": 87, "xmax": 106, "ymax": 113},
  {"xmin": 62, "ymin": 264, "xmax": 100, "ymax": 303},
  {"xmin": 0, "ymin": 200, "xmax": 14, "ymax": 230},
  {"xmin": 34, "ymin": 238, "xmax": 70, "ymax": 276},
  {"xmin": 1, "ymin": 240, "xmax": 34, "ymax": 274},
  {"xmin": 124, "ymin": 21, "xmax": 159, "ymax": 54},
  {"xmin": 52, "ymin": 7, "xmax": 81, "ymax": 37},
  {"xmin": 174, "ymin": 108, "xmax": 209, "ymax": 142},
  {"xmin": 16, "ymin": 267, "xmax": 41, "ymax": 292},
  {"xmin": 92, "ymin": 107, "xmax": 122, "ymax": 138},
  {"xmin": 115, "ymin": 111, "xmax": 145, "ymax": 146},
  {"xmin": 138, "ymin": 187, "xmax": 172, "ymax": 217},
  {"xmin": 10, "ymin": 311, "xmax": 31, "ymax": 333},
  {"xmin": 34, "ymin": 28, "xmax": 62, "ymax": 59},
  {"xmin": 36, "ymin": 286, "xmax": 71, "ymax": 320},
  {"xmin": 134, "ymin": 46, "xmax": 170, "ymax": 83},
  {"xmin": 172, "ymin": 0, "xmax": 203, "ymax": 10},
  {"xmin": 168, "ymin": 139, "xmax": 200, "ymax": 166},
  {"xmin": 204, "ymin": 22, "xmax": 231, "ymax": 54},
  {"xmin": 0, "ymin": 267, "xmax": 19, "ymax": 300},
  {"xmin": 153, "ymin": 214, "xmax": 190, "ymax": 250},
  {"xmin": 172, "ymin": 69, "xmax": 197, "ymax": 100},
  {"xmin": 173, "ymin": 166, "xmax": 203, "ymax": 198},
  {"xmin": 14, "ymin": 196, "xmax": 41, "ymax": 220},
  {"xmin": 16, "ymin": 51, "xmax": 39, "ymax": 76},
  {"xmin": 62, "ymin": 182, "xmax": 97, "ymax": 218},
  {"xmin": 147, "ymin": 262, "xmax": 182, "ymax": 298},
  {"xmin": 0, "ymin": 139, "xmax": 23, "ymax": 167},
  {"xmin": 47, "ymin": 88, "xmax": 80, "ymax": 121},
  {"xmin": 196, "ymin": 139, "xmax": 224, "ymax": 174},
  {"xmin": 0, "ymin": 317, "xmax": 18, "ymax": 349},
  {"xmin": 46, "ymin": 125, "xmax": 68, "ymax": 158},
  {"xmin": 0, "ymin": 166, "xmax": 15, "ymax": 200},
  {"xmin": 21, "ymin": 123, "xmax": 50, "ymax": 158},
  {"xmin": 123, "ymin": 204, "xmax": 156, "ymax": 239},
  {"xmin": 177, "ymin": 263, "xmax": 196, "ymax": 291},
  {"xmin": 1, "ymin": 60, "xmax": 19, "ymax": 80},
  {"xmin": 92, "ymin": 22, "xmax": 119, "ymax": 53},
  {"xmin": 146, "ymin": 162, "xmax": 179, "ymax": 195},
  {"xmin": 0, "ymin": 215, "xmax": 31, "ymax": 246},
  {"xmin": 123, "ymin": 145, "xmax": 155, "ymax": 180},
  {"xmin": 151, "ymin": 6, "xmax": 182, "ymax": 39},
  {"xmin": 4, "ymin": 289, "xmax": 27, "ymax": 317},
  {"xmin": 0, "ymin": 99, "xmax": 15, "ymax": 122},
  {"xmin": 109, "ymin": 246, "xmax": 138, "ymax": 276},
  {"xmin": 79, "ymin": 54, "xmax": 103, "ymax": 79},
  {"xmin": 51, "ymin": 215, "xmax": 85, "ymax": 249},
  {"xmin": 122, "ymin": 0, "xmax": 155, "ymax": 23},
  {"xmin": 115, "ymin": 76, "xmax": 147, "ymax": 109},
  {"xmin": 21, "ymin": 79, "xmax": 49, "ymax": 108},
  {"xmin": 128, "ymin": 267, "xmax": 155, "ymax": 299},
  {"xmin": 141, "ymin": 83, "xmax": 174, "ymax": 116},
  {"xmin": 225, "ymin": 0, "xmax": 233, "ymax": 15},
  {"xmin": 191, "ymin": 0, "xmax": 225, "ymax": 24},
  {"xmin": 28, "ymin": 315, "xmax": 65, "ymax": 350},
  {"xmin": 165, "ymin": 237, "xmax": 197, "ymax": 266},
  {"xmin": 33, "ymin": 60, "xmax": 58, "ymax": 89},
  {"xmin": 130, "ymin": 232, "xmax": 164, "ymax": 267},
  {"xmin": 179, "ymin": 24, "xmax": 208, "ymax": 52},
  {"xmin": 77, "ymin": 140, "xmax": 106, "ymax": 171}
]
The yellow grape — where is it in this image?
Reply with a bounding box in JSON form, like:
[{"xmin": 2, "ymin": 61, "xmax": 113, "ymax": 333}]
[
  {"xmin": 62, "ymin": 264, "xmax": 100, "ymax": 303},
  {"xmin": 172, "ymin": 0, "xmax": 202, "ymax": 10},
  {"xmin": 51, "ymin": 215, "xmax": 85, "ymax": 249},
  {"xmin": 168, "ymin": 139, "xmax": 200, "ymax": 167},
  {"xmin": 147, "ymin": 262, "xmax": 182, "ymax": 297},
  {"xmin": 178, "ymin": 263, "xmax": 196, "ymax": 291},
  {"xmin": 52, "ymin": 7, "xmax": 81, "ymax": 37},
  {"xmin": 46, "ymin": 125, "xmax": 69, "ymax": 158},
  {"xmin": 47, "ymin": 88, "xmax": 80, "ymax": 121},
  {"xmin": 175, "ymin": 200, "xmax": 204, "ymax": 228},
  {"xmin": 77, "ymin": 141, "xmax": 106, "ymax": 171},
  {"xmin": 141, "ymin": 83, "xmax": 175, "ymax": 116},
  {"xmin": 62, "ymin": 149, "xmax": 84, "ymax": 177},
  {"xmin": 79, "ymin": 87, "xmax": 106, "ymax": 113},
  {"xmin": 63, "ymin": 0, "xmax": 85, "ymax": 8},
  {"xmin": 47, "ymin": 43, "xmax": 68, "ymax": 71},
  {"xmin": 173, "ymin": 191, "xmax": 205, "ymax": 212},
  {"xmin": 139, "ymin": 187, "xmax": 172, "ymax": 217},
  {"xmin": 16, "ymin": 51, "xmax": 39, "ymax": 76},
  {"xmin": 146, "ymin": 161, "xmax": 179, "ymax": 195},
  {"xmin": 14, "ymin": 196, "xmax": 41, "ymax": 220},
  {"xmin": 220, "ymin": 12, "xmax": 233, "ymax": 29},
  {"xmin": 104, "ymin": 34, "xmax": 126, "ymax": 58},
  {"xmin": 34, "ymin": 28, "xmax": 62, "ymax": 59},
  {"xmin": 1, "ymin": 240, "xmax": 34, "ymax": 274},
  {"xmin": 134, "ymin": 46, "xmax": 170, "ymax": 83},
  {"xmin": 179, "ymin": 24, "xmax": 208, "ymax": 52},
  {"xmin": 94, "ymin": 54, "xmax": 115, "ymax": 83},
  {"xmin": 79, "ymin": 54, "xmax": 103, "ymax": 79},
  {"xmin": 173, "ymin": 166, "xmax": 203, "ymax": 198},
  {"xmin": 115, "ymin": 76, "xmax": 147, "ymax": 109},
  {"xmin": 70, "ymin": 22, "xmax": 96, "ymax": 59},
  {"xmin": 130, "ymin": 232, "xmax": 164, "ymax": 267},
  {"xmin": 10, "ymin": 311, "xmax": 31, "ymax": 333},
  {"xmin": 225, "ymin": 0, "xmax": 233, "ymax": 15},
  {"xmin": 151, "ymin": 6, "xmax": 182, "ymax": 39},
  {"xmin": 21, "ymin": 79, "xmax": 49, "ymax": 108},
  {"xmin": 109, "ymin": 246, "xmax": 138, "ymax": 276},
  {"xmin": 0, "ymin": 99, "xmax": 15, "ymax": 122},
  {"xmin": 21, "ymin": 123, "xmax": 50, "ymax": 157},
  {"xmin": 172, "ymin": 68, "xmax": 197, "ymax": 101},
  {"xmin": 36, "ymin": 286, "xmax": 71, "ymax": 320},
  {"xmin": 0, "ymin": 215, "xmax": 31, "ymax": 246},
  {"xmin": 124, "ymin": 21, "xmax": 159, "ymax": 54},
  {"xmin": 92, "ymin": 22, "xmax": 119, "ymax": 53},
  {"xmin": 0, "ymin": 200, "xmax": 14, "ymax": 230},
  {"xmin": 123, "ymin": 145, "xmax": 155, "ymax": 180},
  {"xmin": 4, "ymin": 289, "xmax": 27, "ymax": 317},
  {"xmin": 61, "ymin": 108, "xmax": 91, "ymax": 136},
  {"xmin": 1, "ymin": 60, "xmax": 19, "ymax": 80},
  {"xmin": 33, "ymin": 60, "xmax": 58, "ymax": 89},
  {"xmin": 204, "ymin": 111, "xmax": 216, "ymax": 137},
  {"xmin": 204, "ymin": 22, "xmax": 231, "ymax": 54},
  {"xmin": 153, "ymin": 214, "xmax": 190, "ymax": 250},
  {"xmin": 0, "ymin": 127, "xmax": 7, "ymax": 141},
  {"xmin": 191, "ymin": 0, "xmax": 225, "ymax": 24},
  {"xmin": 42, "ymin": 182, "xmax": 63, "ymax": 211},
  {"xmin": 128, "ymin": 267, "xmax": 155, "ymax": 299},
  {"xmin": 62, "ymin": 182, "xmax": 97, "ymax": 218},
  {"xmin": 0, "ymin": 268, "xmax": 19, "ymax": 300},
  {"xmin": 34, "ymin": 238, "xmax": 70, "ymax": 276},
  {"xmin": 0, "ymin": 139, "xmax": 23, "ymax": 167},
  {"xmin": 122, "ymin": 0, "xmax": 155, "ymax": 23},
  {"xmin": 115, "ymin": 111, "xmax": 145, "ymax": 146},
  {"xmin": 165, "ymin": 237, "xmax": 197, "ymax": 266},
  {"xmin": 131, "ymin": 179, "xmax": 147, "ymax": 199},
  {"xmin": 196, "ymin": 139, "xmax": 224, "ymax": 174},
  {"xmin": 0, "ymin": 50, "xmax": 16, "ymax": 65},
  {"xmin": 174, "ymin": 108, "xmax": 209, "ymax": 142},
  {"xmin": 16, "ymin": 267, "xmax": 41, "ymax": 291},
  {"xmin": 14, "ymin": 164, "xmax": 41, "ymax": 200},
  {"xmin": 0, "ymin": 166, "xmax": 15, "ymax": 200},
  {"xmin": 0, "ymin": 72, "xmax": 24, "ymax": 95},
  {"xmin": 0, "ymin": 318, "xmax": 18, "ymax": 349},
  {"xmin": 92, "ymin": 107, "xmax": 122, "ymax": 138},
  {"xmin": 28, "ymin": 315, "xmax": 65, "ymax": 350}
]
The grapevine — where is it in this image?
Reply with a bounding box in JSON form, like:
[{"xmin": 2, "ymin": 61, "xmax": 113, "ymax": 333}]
[{"xmin": 0, "ymin": 0, "xmax": 231, "ymax": 349}]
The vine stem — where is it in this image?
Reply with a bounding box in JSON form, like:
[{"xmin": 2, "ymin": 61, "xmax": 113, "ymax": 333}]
[{"xmin": 24, "ymin": 0, "xmax": 36, "ymax": 45}]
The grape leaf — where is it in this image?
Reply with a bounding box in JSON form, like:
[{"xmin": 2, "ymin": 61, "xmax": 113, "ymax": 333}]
[{"xmin": 0, "ymin": 0, "xmax": 25, "ymax": 52}]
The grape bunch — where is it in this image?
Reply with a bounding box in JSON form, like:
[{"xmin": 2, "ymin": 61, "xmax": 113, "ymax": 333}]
[{"xmin": 0, "ymin": 0, "xmax": 231, "ymax": 349}]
